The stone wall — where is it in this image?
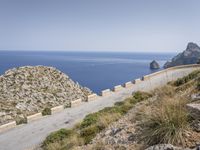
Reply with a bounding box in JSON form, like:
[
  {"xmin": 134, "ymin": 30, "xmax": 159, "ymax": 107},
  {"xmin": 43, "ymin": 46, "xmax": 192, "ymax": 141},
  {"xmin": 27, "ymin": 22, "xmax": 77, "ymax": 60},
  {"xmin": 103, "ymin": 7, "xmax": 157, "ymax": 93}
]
[
  {"xmin": 51, "ymin": 105, "xmax": 64, "ymax": 114},
  {"xmin": 27, "ymin": 113, "xmax": 43, "ymax": 123},
  {"xmin": 0, "ymin": 121, "xmax": 16, "ymax": 133},
  {"xmin": 100, "ymin": 89, "xmax": 113, "ymax": 96}
]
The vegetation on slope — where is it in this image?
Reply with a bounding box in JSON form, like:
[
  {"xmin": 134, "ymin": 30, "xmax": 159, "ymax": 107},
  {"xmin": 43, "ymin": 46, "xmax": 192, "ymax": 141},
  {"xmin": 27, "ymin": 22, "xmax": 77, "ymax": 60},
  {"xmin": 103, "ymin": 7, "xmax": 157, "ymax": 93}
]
[
  {"xmin": 42, "ymin": 91, "xmax": 152, "ymax": 150},
  {"xmin": 42, "ymin": 70, "xmax": 200, "ymax": 150},
  {"xmin": 139, "ymin": 71, "xmax": 200, "ymax": 148}
]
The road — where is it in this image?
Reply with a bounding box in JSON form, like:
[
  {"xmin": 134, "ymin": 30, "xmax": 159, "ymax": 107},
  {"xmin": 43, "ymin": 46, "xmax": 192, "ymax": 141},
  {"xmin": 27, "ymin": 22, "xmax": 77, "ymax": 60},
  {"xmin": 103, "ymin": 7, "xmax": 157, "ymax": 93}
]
[{"xmin": 0, "ymin": 87, "xmax": 135, "ymax": 150}]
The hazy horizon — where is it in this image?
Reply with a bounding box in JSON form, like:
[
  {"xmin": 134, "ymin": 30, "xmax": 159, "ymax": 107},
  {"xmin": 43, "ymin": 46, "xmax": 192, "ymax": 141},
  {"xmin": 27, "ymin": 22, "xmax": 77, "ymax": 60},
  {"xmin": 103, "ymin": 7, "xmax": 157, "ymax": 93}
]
[{"xmin": 0, "ymin": 0, "xmax": 200, "ymax": 53}]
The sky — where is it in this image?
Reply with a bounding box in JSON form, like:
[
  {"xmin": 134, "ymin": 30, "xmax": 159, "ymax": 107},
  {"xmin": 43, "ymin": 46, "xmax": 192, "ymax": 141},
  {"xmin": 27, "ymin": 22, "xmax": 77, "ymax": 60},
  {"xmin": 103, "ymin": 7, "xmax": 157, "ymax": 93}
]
[{"xmin": 0, "ymin": 0, "xmax": 200, "ymax": 52}]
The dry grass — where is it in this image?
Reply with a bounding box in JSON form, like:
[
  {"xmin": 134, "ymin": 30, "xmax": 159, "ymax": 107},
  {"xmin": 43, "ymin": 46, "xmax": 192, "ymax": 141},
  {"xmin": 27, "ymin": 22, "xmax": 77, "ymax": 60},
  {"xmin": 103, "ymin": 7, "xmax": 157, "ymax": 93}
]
[
  {"xmin": 97, "ymin": 113, "xmax": 121, "ymax": 129},
  {"xmin": 45, "ymin": 133, "xmax": 83, "ymax": 150},
  {"xmin": 91, "ymin": 141, "xmax": 106, "ymax": 150},
  {"xmin": 140, "ymin": 96, "xmax": 190, "ymax": 147}
]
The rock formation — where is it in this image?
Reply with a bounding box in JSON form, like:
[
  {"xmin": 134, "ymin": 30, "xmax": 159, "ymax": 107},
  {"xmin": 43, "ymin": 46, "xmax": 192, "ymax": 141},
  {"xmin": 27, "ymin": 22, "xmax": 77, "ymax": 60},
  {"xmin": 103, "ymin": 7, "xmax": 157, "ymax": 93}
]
[
  {"xmin": 0, "ymin": 66, "xmax": 92, "ymax": 125},
  {"xmin": 150, "ymin": 60, "xmax": 160, "ymax": 69},
  {"xmin": 164, "ymin": 42, "xmax": 200, "ymax": 68}
]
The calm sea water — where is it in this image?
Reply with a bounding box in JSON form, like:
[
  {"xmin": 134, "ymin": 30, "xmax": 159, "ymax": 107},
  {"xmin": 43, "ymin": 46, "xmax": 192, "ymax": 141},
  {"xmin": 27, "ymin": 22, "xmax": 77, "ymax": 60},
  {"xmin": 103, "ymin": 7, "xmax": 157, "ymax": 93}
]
[{"xmin": 0, "ymin": 51, "xmax": 175, "ymax": 94}]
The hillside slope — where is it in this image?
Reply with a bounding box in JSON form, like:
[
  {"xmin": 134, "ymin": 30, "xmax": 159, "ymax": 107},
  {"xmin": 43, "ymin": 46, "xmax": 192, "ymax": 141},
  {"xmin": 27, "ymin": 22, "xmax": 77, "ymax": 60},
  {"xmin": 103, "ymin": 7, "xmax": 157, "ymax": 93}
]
[
  {"xmin": 74, "ymin": 71, "xmax": 200, "ymax": 150},
  {"xmin": 0, "ymin": 66, "xmax": 92, "ymax": 125}
]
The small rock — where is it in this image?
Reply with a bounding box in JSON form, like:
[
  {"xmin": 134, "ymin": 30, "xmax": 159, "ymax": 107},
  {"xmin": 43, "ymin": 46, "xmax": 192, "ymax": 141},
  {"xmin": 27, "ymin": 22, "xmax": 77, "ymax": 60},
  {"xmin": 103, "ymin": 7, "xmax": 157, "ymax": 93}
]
[
  {"xmin": 186, "ymin": 104, "xmax": 200, "ymax": 120},
  {"xmin": 110, "ymin": 128, "xmax": 122, "ymax": 136},
  {"xmin": 128, "ymin": 134, "xmax": 135, "ymax": 141}
]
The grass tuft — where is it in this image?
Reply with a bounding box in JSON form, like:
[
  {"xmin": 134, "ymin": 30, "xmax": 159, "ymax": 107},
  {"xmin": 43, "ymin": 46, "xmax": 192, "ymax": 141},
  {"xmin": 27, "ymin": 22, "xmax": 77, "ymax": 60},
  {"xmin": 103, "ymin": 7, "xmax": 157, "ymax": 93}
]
[{"xmin": 140, "ymin": 97, "xmax": 189, "ymax": 146}]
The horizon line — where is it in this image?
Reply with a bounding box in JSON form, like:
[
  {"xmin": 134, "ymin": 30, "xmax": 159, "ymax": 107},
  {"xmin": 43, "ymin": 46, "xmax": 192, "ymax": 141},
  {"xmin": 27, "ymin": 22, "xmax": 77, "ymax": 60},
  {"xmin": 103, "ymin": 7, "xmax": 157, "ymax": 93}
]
[{"xmin": 0, "ymin": 49, "xmax": 178, "ymax": 54}]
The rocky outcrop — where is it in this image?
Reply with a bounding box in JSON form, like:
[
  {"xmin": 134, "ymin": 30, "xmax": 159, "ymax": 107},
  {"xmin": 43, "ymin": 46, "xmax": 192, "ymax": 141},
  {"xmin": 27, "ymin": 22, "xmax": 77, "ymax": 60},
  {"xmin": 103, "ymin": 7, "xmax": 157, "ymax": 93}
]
[
  {"xmin": 0, "ymin": 66, "xmax": 92, "ymax": 125},
  {"xmin": 164, "ymin": 42, "xmax": 200, "ymax": 68},
  {"xmin": 150, "ymin": 60, "xmax": 160, "ymax": 69}
]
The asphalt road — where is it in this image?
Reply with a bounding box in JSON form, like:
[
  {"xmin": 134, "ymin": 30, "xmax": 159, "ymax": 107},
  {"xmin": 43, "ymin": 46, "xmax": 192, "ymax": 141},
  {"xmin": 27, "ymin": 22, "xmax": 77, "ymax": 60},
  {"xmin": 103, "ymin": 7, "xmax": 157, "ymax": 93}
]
[{"xmin": 0, "ymin": 87, "xmax": 134, "ymax": 150}]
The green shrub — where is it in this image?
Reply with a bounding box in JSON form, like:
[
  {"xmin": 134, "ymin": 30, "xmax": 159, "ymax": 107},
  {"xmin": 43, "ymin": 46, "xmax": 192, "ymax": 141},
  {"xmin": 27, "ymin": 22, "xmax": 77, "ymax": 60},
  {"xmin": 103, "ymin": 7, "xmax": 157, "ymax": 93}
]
[
  {"xmin": 80, "ymin": 113, "xmax": 99, "ymax": 129},
  {"xmin": 133, "ymin": 91, "xmax": 152, "ymax": 102},
  {"xmin": 99, "ymin": 106, "xmax": 124, "ymax": 115},
  {"xmin": 43, "ymin": 129, "xmax": 74, "ymax": 146},
  {"xmin": 174, "ymin": 70, "xmax": 200, "ymax": 86},
  {"xmin": 42, "ymin": 107, "xmax": 51, "ymax": 116},
  {"xmin": 80, "ymin": 125, "xmax": 100, "ymax": 144},
  {"xmin": 114, "ymin": 101, "xmax": 125, "ymax": 106},
  {"xmin": 16, "ymin": 116, "xmax": 27, "ymax": 125}
]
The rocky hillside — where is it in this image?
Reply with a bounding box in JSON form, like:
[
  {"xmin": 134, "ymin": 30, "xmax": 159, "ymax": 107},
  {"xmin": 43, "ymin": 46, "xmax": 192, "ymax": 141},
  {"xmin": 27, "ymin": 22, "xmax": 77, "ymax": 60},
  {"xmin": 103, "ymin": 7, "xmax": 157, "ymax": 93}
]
[
  {"xmin": 164, "ymin": 42, "xmax": 200, "ymax": 68},
  {"xmin": 76, "ymin": 71, "xmax": 200, "ymax": 150},
  {"xmin": 0, "ymin": 66, "xmax": 92, "ymax": 125}
]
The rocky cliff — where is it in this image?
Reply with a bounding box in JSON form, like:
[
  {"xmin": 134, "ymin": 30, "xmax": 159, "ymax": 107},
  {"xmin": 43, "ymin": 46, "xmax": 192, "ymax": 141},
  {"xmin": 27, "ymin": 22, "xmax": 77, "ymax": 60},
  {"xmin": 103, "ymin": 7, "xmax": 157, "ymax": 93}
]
[
  {"xmin": 0, "ymin": 66, "xmax": 92, "ymax": 125},
  {"xmin": 164, "ymin": 42, "xmax": 200, "ymax": 68}
]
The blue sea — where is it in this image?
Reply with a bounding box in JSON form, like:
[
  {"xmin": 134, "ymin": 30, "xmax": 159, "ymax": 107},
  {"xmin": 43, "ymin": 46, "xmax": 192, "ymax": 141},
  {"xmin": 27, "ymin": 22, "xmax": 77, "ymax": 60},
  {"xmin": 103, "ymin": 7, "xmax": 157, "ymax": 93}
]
[{"xmin": 0, "ymin": 51, "xmax": 175, "ymax": 94}]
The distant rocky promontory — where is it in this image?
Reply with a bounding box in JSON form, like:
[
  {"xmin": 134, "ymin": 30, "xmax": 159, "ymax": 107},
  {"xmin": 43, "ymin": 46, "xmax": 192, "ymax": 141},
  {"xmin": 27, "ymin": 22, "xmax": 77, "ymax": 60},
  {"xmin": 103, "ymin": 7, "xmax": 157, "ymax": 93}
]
[
  {"xmin": 150, "ymin": 60, "xmax": 160, "ymax": 69},
  {"xmin": 164, "ymin": 42, "xmax": 200, "ymax": 68},
  {"xmin": 0, "ymin": 66, "xmax": 92, "ymax": 125}
]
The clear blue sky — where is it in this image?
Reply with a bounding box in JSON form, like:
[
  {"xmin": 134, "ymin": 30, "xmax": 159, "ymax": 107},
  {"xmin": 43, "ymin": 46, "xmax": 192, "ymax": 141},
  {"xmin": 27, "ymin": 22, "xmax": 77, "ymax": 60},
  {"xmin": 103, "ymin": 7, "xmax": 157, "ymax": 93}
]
[{"xmin": 0, "ymin": 0, "xmax": 200, "ymax": 52}]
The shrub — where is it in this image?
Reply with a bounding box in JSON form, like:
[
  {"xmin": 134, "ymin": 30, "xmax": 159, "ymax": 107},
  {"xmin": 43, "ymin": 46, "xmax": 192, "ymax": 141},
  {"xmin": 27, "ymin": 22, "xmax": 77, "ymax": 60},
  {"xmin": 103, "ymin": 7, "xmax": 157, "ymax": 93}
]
[
  {"xmin": 197, "ymin": 82, "xmax": 200, "ymax": 90},
  {"xmin": 42, "ymin": 107, "xmax": 51, "ymax": 116},
  {"xmin": 114, "ymin": 101, "xmax": 125, "ymax": 106},
  {"xmin": 196, "ymin": 77, "xmax": 200, "ymax": 90},
  {"xmin": 43, "ymin": 129, "xmax": 74, "ymax": 146},
  {"xmin": 80, "ymin": 113, "xmax": 99, "ymax": 128},
  {"xmin": 97, "ymin": 113, "xmax": 121, "ymax": 129},
  {"xmin": 80, "ymin": 125, "xmax": 100, "ymax": 144},
  {"xmin": 140, "ymin": 98, "xmax": 189, "ymax": 146},
  {"xmin": 43, "ymin": 129, "xmax": 83, "ymax": 150},
  {"xmin": 16, "ymin": 116, "xmax": 27, "ymax": 125},
  {"xmin": 133, "ymin": 91, "xmax": 152, "ymax": 102},
  {"xmin": 174, "ymin": 70, "xmax": 200, "ymax": 86}
]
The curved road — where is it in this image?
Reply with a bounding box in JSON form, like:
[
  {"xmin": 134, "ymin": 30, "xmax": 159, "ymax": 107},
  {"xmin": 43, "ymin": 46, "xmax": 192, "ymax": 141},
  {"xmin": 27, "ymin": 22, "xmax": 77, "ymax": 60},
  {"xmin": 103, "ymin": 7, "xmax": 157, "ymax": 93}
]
[
  {"xmin": 1, "ymin": 65, "xmax": 199, "ymax": 150},
  {"xmin": 0, "ymin": 87, "xmax": 134, "ymax": 150}
]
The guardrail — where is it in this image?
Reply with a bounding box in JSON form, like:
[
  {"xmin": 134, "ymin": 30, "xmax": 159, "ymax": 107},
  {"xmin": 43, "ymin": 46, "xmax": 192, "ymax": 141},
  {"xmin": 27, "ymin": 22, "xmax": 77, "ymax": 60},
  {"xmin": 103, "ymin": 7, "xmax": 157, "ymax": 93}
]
[
  {"xmin": 100, "ymin": 89, "xmax": 112, "ymax": 96},
  {"xmin": 1, "ymin": 64, "xmax": 200, "ymax": 133}
]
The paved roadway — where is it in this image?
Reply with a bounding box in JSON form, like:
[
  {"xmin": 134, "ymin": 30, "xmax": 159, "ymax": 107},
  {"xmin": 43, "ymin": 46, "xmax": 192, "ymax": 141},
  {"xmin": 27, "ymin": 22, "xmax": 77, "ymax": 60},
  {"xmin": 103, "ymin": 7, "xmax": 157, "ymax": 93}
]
[{"xmin": 0, "ymin": 87, "xmax": 135, "ymax": 150}]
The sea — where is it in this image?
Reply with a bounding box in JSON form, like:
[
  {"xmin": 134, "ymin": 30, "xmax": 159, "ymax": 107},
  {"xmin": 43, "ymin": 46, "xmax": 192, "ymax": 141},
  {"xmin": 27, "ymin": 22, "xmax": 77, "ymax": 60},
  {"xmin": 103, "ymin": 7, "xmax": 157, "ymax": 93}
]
[{"xmin": 0, "ymin": 51, "xmax": 175, "ymax": 94}]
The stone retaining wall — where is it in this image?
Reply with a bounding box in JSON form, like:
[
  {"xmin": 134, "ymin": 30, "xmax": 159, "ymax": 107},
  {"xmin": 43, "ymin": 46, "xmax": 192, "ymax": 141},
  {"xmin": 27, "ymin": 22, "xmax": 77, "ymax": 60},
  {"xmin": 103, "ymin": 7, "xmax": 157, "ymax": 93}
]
[
  {"xmin": 113, "ymin": 85, "xmax": 124, "ymax": 92},
  {"xmin": 27, "ymin": 113, "xmax": 43, "ymax": 123},
  {"xmin": 101, "ymin": 89, "xmax": 112, "ymax": 96},
  {"xmin": 51, "ymin": 105, "xmax": 64, "ymax": 114},
  {"xmin": 123, "ymin": 81, "xmax": 133, "ymax": 88},
  {"xmin": 87, "ymin": 94, "xmax": 98, "ymax": 101},
  {"xmin": 70, "ymin": 98, "xmax": 82, "ymax": 107},
  {"xmin": 0, "ymin": 121, "xmax": 16, "ymax": 133}
]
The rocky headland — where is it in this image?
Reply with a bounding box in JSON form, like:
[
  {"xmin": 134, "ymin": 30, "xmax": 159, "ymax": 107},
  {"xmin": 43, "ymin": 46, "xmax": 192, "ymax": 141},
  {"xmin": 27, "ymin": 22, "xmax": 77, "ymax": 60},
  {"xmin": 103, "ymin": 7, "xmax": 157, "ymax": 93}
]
[
  {"xmin": 0, "ymin": 66, "xmax": 92, "ymax": 125},
  {"xmin": 164, "ymin": 42, "xmax": 200, "ymax": 68}
]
